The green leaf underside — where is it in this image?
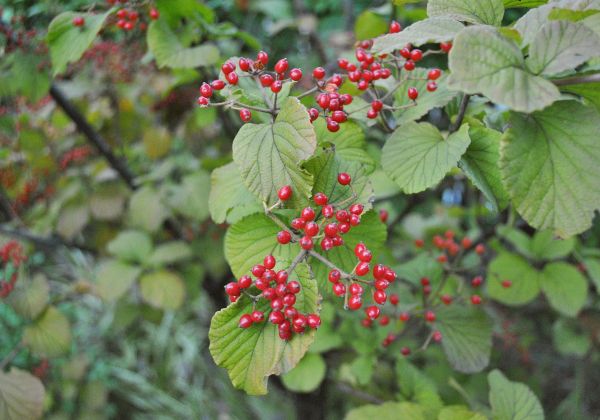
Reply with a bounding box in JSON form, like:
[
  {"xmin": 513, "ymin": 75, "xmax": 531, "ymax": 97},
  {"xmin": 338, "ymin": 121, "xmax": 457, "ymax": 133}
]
[
  {"xmin": 499, "ymin": 100, "xmax": 600, "ymax": 237},
  {"xmin": 433, "ymin": 305, "xmax": 493, "ymax": 373},
  {"xmin": 48, "ymin": 10, "xmax": 112, "ymax": 75},
  {"xmin": 448, "ymin": 26, "xmax": 560, "ymax": 113},
  {"xmin": 0, "ymin": 368, "xmax": 45, "ymax": 420},
  {"xmin": 209, "ymin": 263, "xmax": 319, "ymax": 395},
  {"xmin": 345, "ymin": 402, "xmax": 426, "ymax": 420},
  {"xmin": 526, "ymin": 20, "xmax": 600, "ymax": 76},
  {"xmin": 209, "ymin": 162, "xmax": 260, "ymax": 224},
  {"xmin": 96, "ymin": 260, "xmax": 142, "ymax": 302},
  {"xmin": 392, "ymin": 68, "xmax": 459, "ymax": 125},
  {"xmin": 488, "ymin": 370, "xmax": 544, "ymax": 420},
  {"xmin": 232, "ymin": 97, "xmax": 317, "ymax": 207},
  {"xmin": 427, "ymin": 0, "xmax": 505, "ymax": 26},
  {"xmin": 382, "ymin": 122, "xmax": 470, "ymax": 194},
  {"xmin": 147, "ymin": 19, "xmax": 219, "ymax": 68},
  {"xmin": 371, "ymin": 18, "xmax": 464, "ymax": 54},
  {"xmin": 23, "ymin": 306, "xmax": 72, "ymax": 358},
  {"xmin": 460, "ymin": 126, "xmax": 509, "ymax": 212}
]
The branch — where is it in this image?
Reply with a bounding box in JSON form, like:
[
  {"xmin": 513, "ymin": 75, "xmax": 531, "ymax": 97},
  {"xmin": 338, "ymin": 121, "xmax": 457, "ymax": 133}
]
[
  {"xmin": 552, "ymin": 73, "xmax": 600, "ymax": 86},
  {"xmin": 449, "ymin": 94, "xmax": 470, "ymax": 133},
  {"xmin": 0, "ymin": 225, "xmax": 97, "ymax": 254}
]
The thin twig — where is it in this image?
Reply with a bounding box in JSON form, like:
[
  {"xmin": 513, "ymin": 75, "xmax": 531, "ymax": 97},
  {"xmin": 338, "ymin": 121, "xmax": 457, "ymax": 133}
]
[
  {"xmin": 552, "ymin": 73, "xmax": 600, "ymax": 86},
  {"xmin": 0, "ymin": 225, "xmax": 97, "ymax": 254},
  {"xmin": 449, "ymin": 94, "xmax": 471, "ymax": 134}
]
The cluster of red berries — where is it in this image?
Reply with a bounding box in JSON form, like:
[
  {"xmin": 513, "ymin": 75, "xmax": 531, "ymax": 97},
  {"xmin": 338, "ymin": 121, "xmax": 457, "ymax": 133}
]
[
  {"xmin": 72, "ymin": 2, "xmax": 159, "ymax": 30},
  {"xmin": 0, "ymin": 17, "xmax": 39, "ymax": 54},
  {"xmin": 60, "ymin": 146, "xmax": 92, "ymax": 169},
  {"xmin": 224, "ymin": 254, "xmax": 321, "ymax": 341},
  {"xmin": 414, "ymin": 230, "xmax": 487, "ymax": 264},
  {"xmin": 275, "ymin": 173, "xmax": 364, "ymax": 252},
  {"xmin": 32, "ymin": 359, "xmax": 50, "ymax": 379},
  {"xmin": 0, "ymin": 241, "xmax": 26, "ymax": 298}
]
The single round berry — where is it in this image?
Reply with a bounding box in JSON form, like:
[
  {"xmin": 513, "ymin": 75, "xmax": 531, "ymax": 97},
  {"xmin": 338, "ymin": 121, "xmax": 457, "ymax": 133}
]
[
  {"xmin": 379, "ymin": 315, "xmax": 390, "ymax": 326},
  {"xmin": 333, "ymin": 282, "xmax": 346, "ymax": 296},
  {"xmin": 415, "ymin": 239, "xmax": 424, "ymax": 248},
  {"xmin": 338, "ymin": 172, "xmax": 351, "ymax": 185},
  {"xmin": 307, "ymin": 314, "xmax": 321, "ymax": 328},
  {"xmin": 426, "ymin": 81, "xmax": 438, "ymax": 92},
  {"xmin": 471, "ymin": 276, "xmax": 483, "ymax": 288},
  {"xmin": 348, "ymin": 295, "xmax": 362, "ymax": 310},
  {"xmin": 440, "ymin": 42, "xmax": 453, "ymax": 53},
  {"xmin": 428, "ymin": 68, "xmax": 442, "ymax": 80},
  {"xmin": 400, "ymin": 48, "xmax": 411, "ymax": 59},
  {"xmin": 238, "ymin": 58, "xmax": 251, "ymax": 71},
  {"xmin": 287, "ymin": 281, "xmax": 301, "ymax": 294},
  {"xmin": 367, "ymin": 108, "xmax": 378, "ymax": 119},
  {"xmin": 238, "ymin": 275, "xmax": 252, "ymax": 289},
  {"xmin": 225, "ymin": 282, "xmax": 240, "ymax": 296},
  {"xmin": 277, "ymin": 230, "xmax": 292, "ymax": 244},
  {"xmin": 357, "ymin": 79, "xmax": 369, "ymax": 90},
  {"xmin": 401, "ymin": 347, "xmax": 411, "ymax": 356},
  {"xmin": 390, "ymin": 293, "xmax": 399, "ymax": 305},
  {"xmin": 371, "ymin": 100, "xmax": 383, "ymax": 112},
  {"xmin": 308, "ymin": 108, "xmax": 319, "ymax": 122},
  {"xmin": 260, "ymin": 73, "xmax": 274, "ymax": 87},
  {"xmin": 301, "ymin": 207, "xmax": 316, "ymax": 221},
  {"xmin": 326, "ymin": 118, "xmax": 340, "ymax": 132},
  {"xmin": 263, "ymin": 255, "xmax": 276, "ymax": 269},
  {"xmin": 251, "ymin": 264, "xmax": 265, "ymax": 278},
  {"xmin": 354, "ymin": 242, "xmax": 366, "ymax": 257},
  {"xmin": 502, "ymin": 279, "xmax": 512, "ymax": 288},
  {"xmin": 291, "ymin": 218, "xmax": 306, "ymax": 230},
  {"xmin": 290, "ymin": 68, "xmax": 303, "ymax": 81},
  {"xmin": 282, "ymin": 293, "xmax": 296, "ymax": 306},
  {"xmin": 300, "ymin": 235, "xmax": 313, "ymax": 250},
  {"xmin": 274, "ymin": 58, "xmax": 288, "ymax": 74},
  {"xmin": 433, "ymin": 331, "xmax": 443, "ymax": 342},
  {"xmin": 328, "ymin": 269, "xmax": 341, "ymax": 283},
  {"xmin": 389, "ymin": 20, "xmax": 401, "ymax": 33},
  {"xmin": 365, "ymin": 305, "xmax": 380, "ymax": 320},
  {"xmin": 278, "ymin": 185, "xmax": 293, "ymax": 201},
  {"xmin": 374, "ymin": 290, "xmax": 387, "ymax": 304},
  {"xmin": 410, "ymin": 49, "xmax": 423, "ymax": 62},
  {"xmin": 304, "ymin": 221, "xmax": 319, "ymax": 237},
  {"xmin": 404, "ymin": 60, "xmax": 415, "ymax": 71},
  {"xmin": 424, "ymin": 310, "xmax": 436, "ymax": 322},
  {"xmin": 251, "ymin": 310, "xmax": 265, "ymax": 323},
  {"xmin": 222, "ymin": 61, "xmax": 236, "ymax": 74},
  {"xmin": 271, "ymin": 80, "xmax": 283, "ymax": 93},
  {"xmin": 239, "ymin": 108, "xmax": 252, "ymax": 122},
  {"xmin": 399, "ymin": 312, "xmax": 410, "ymax": 322},
  {"xmin": 269, "ymin": 311, "xmax": 285, "ymax": 324},
  {"xmin": 322, "ymin": 205, "xmax": 334, "ymax": 218},
  {"xmin": 72, "ymin": 16, "xmax": 85, "ymax": 27},
  {"xmin": 475, "ymin": 244, "xmax": 486, "ymax": 255},
  {"xmin": 471, "ymin": 295, "xmax": 482, "ymax": 305},
  {"xmin": 211, "ymin": 79, "xmax": 225, "ymax": 90},
  {"xmin": 441, "ymin": 294, "xmax": 453, "ymax": 305},
  {"xmin": 358, "ymin": 250, "xmax": 372, "ymax": 263},
  {"xmin": 226, "ymin": 72, "xmax": 239, "ymax": 85},
  {"xmin": 197, "ymin": 97, "xmax": 209, "ymax": 106},
  {"xmin": 420, "ymin": 277, "xmax": 430, "ymax": 286},
  {"xmin": 461, "ymin": 237, "xmax": 472, "ymax": 248},
  {"xmin": 355, "ymin": 261, "xmax": 369, "ymax": 276},
  {"xmin": 276, "ymin": 270, "xmax": 288, "ymax": 284},
  {"xmin": 149, "ymin": 7, "xmax": 160, "ymax": 20},
  {"xmin": 349, "ymin": 283, "xmax": 364, "ymax": 296},
  {"xmin": 239, "ymin": 314, "xmax": 253, "ymax": 328},
  {"xmin": 257, "ymin": 50, "xmax": 269, "ymax": 65},
  {"xmin": 313, "ymin": 67, "xmax": 326, "ymax": 79},
  {"xmin": 331, "ymin": 110, "xmax": 347, "ymax": 123},
  {"xmin": 313, "ymin": 192, "xmax": 328, "ymax": 206},
  {"xmin": 408, "ymin": 87, "xmax": 419, "ymax": 101}
]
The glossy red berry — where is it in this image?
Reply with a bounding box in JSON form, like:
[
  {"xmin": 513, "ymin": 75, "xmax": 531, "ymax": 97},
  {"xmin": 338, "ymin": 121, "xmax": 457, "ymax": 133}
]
[
  {"xmin": 441, "ymin": 294, "xmax": 453, "ymax": 305},
  {"xmin": 328, "ymin": 269, "xmax": 341, "ymax": 283},
  {"xmin": 257, "ymin": 50, "xmax": 269, "ymax": 65},
  {"xmin": 424, "ymin": 311, "xmax": 436, "ymax": 322},
  {"xmin": 269, "ymin": 311, "xmax": 285, "ymax": 324},
  {"xmin": 426, "ymin": 82, "xmax": 438, "ymax": 92},
  {"xmin": 239, "ymin": 108, "xmax": 252, "ymax": 122},
  {"xmin": 262, "ymin": 255, "xmax": 276, "ymax": 270},
  {"xmin": 371, "ymin": 100, "xmax": 383, "ymax": 112},
  {"xmin": 349, "ymin": 283, "xmax": 364, "ymax": 296},
  {"xmin": 420, "ymin": 277, "xmax": 430, "ymax": 286},
  {"xmin": 415, "ymin": 239, "xmax": 425, "ymax": 248},
  {"xmin": 251, "ymin": 310, "xmax": 265, "ymax": 323},
  {"xmin": 211, "ymin": 80, "xmax": 225, "ymax": 90},
  {"xmin": 123, "ymin": 21, "xmax": 134, "ymax": 31},
  {"xmin": 72, "ymin": 16, "xmax": 85, "ymax": 27},
  {"xmin": 358, "ymin": 250, "xmax": 372, "ymax": 263},
  {"xmin": 338, "ymin": 172, "xmax": 351, "ymax": 185},
  {"xmin": 239, "ymin": 314, "xmax": 253, "ymax": 328},
  {"xmin": 307, "ymin": 314, "xmax": 321, "ymax": 328},
  {"xmin": 471, "ymin": 276, "xmax": 483, "ymax": 288},
  {"xmin": 270, "ymin": 80, "xmax": 282, "ymax": 93},
  {"xmin": 238, "ymin": 275, "xmax": 252, "ymax": 289},
  {"xmin": 399, "ymin": 312, "xmax": 410, "ymax": 322},
  {"xmin": 502, "ymin": 279, "xmax": 512, "ymax": 288},
  {"xmin": 355, "ymin": 262, "xmax": 369, "ymax": 276},
  {"xmin": 290, "ymin": 68, "xmax": 303, "ymax": 81},
  {"xmin": 197, "ymin": 97, "xmax": 209, "ymax": 106},
  {"xmin": 225, "ymin": 282, "xmax": 240, "ymax": 296},
  {"xmin": 365, "ymin": 305, "xmax": 380, "ymax": 320},
  {"xmin": 251, "ymin": 264, "xmax": 265, "ymax": 278},
  {"xmin": 322, "ymin": 205, "xmax": 334, "ymax": 218},
  {"xmin": 260, "ymin": 73, "xmax": 274, "ymax": 87},
  {"xmin": 300, "ymin": 236, "xmax": 313, "ymax": 250},
  {"xmin": 291, "ymin": 218, "xmax": 306, "ymax": 230},
  {"xmin": 440, "ymin": 42, "xmax": 453, "ymax": 53},
  {"xmin": 410, "ymin": 49, "xmax": 423, "ymax": 62},
  {"xmin": 437, "ymin": 254, "xmax": 448, "ymax": 263},
  {"xmin": 374, "ymin": 290, "xmax": 387, "ymax": 305},
  {"xmin": 379, "ymin": 315, "xmax": 390, "ymax": 326},
  {"xmin": 313, "ymin": 192, "xmax": 328, "ymax": 206},
  {"xmin": 313, "ymin": 67, "xmax": 326, "ymax": 79},
  {"xmin": 404, "ymin": 60, "xmax": 415, "ymax": 71},
  {"xmin": 238, "ymin": 57, "xmax": 251, "ymax": 71},
  {"xmin": 367, "ymin": 108, "xmax": 378, "ymax": 119},
  {"xmin": 390, "ymin": 293, "xmax": 399, "ymax": 305},
  {"xmin": 277, "ymin": 230, "xmax": 292, "ymax": 244},
  {"xmin": 433, "ymin": 331, "xmax": 443, "ymax": 342},
  {"xmin": 282, "ymin": 293, "xmax": 296, "ymax": 306},
  {"xmin": 389, "ymin": 20, "xmax": 401, "ymax": 33},
  {"xmin": 222, "ymin": 61, "xmax": 236, "ymax": 74},
  {"xmin": 308, "ymin": 108, "xmax": 319, "ymax": 122},
  {"xmin": 149, "ymin": 7, "xmax": 160, "ymax": 20},
  {"xmin": 326, "ymin": 118, "xmax": 339, "ymax": 133},
  {"xmin": 475, "ymin": 244, "xmax": 486, "ymax": 255},
  {"xmin": 304, "ymin": 221, "xmax": 319, "ymax": 237},
  {"xmin": 461, "ymin": 237, "xmax": 472, "ymax": 248},
  {"xmin": 226, "ymin": 72, "xmax": 239, "ymax": 85},
  {"xmin": 348, "ymin": 295, "xmax": 362, "ymax": 310},
  {"xmin": 301, "ymin": 207, "xmax": 316, "ymax": 221},
  {"xmin": 331, "ymin": 110, "xmax": 347, "ymax": 123},
  {"xmin": 278, "ymin": 185, "xmax": 293, "ymax": 201},
  {"xmin": 428, "ymin": 68, "xmax": 442, "ymax": 80},
  {"xmin": 274, "ymin": 58, "xmax": 288, "ymax": 74},
  {"xmin": 333, "ymin": 282, "xmax": 346, "ymax": 296},
  {"xmin": 408, "ymin": 87, "xmax": 419, "ymax": 100},
  {"xmin": 357, "ymin": 79, "xmax": 369, "ymax": 90},
  {"xmin": 471, "ymin": 295, "xmax": 482, "ymax": 305},
  {"xmin": 401, "ymin": 347, "xmax": 411, "ymax": 356}
]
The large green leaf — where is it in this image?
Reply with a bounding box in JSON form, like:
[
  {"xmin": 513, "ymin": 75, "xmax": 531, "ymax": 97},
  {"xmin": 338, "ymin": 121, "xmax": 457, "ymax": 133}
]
[
  {"xmin": 106, "ymin": 230, "xmax": 153, "ymax": 264},
  {"xmin": 209, "ymin": 263, "xmax": 319, "ymax": 395},
  {"xmin": 147, "ymin": 242, "xmax": 192, "ymax": 266},
  {"xmin": 487, "ymin": 253, "xmax": 541, "ymax": 305},
  {"xmin": 23, "ymin": 306, "xmax": 71, "ymax": 357},
  {"xmin": 392, "ymin": 68, "xmax": 459, "ymax": 125},
  {"xmin": 345, "ymin": 402, "xmax": 426, "ymax": 420},
  {"xmin": 354, "ymin": 10, "xmax": 388, "ymax": 40},
  {"xmin": 552, "ymin": 318, "xmax": 591, "ymax": 356},
  {"xmin": 281, "ymin": 353, "xmax": 326, "ymax": 393},
  {"xmin": 459, "ymin": 126, "xmax": 509, "ymax": 212},
  {"xmin": 95, "ymin": 260, "xmax": 142, "ymax": 302},
  {"xmin": 526, "ymin": 21, "xmax": 600, "ymax": 76},
  {"xmin": 6, "ymin": 273, "xmax": 49, "ymax": 320},
  {"xmin": 529, "ymin": 230, "xmax": 575, "ymax": 260},
  {"xmin": 396, "ymin": 359, "xmax": 443, "ymax": 418},
  {"xmin": 0, "ymin": 368, "xmax": 45, "ymax": 420},
  {"xmin": 139, "ymin": 270, "xmax": 185, "ymax": 310},
  {"xmin": 47, "ymin": 10, "xmax": 112, "ymax": 75},
  {"xmin": 381, "ymin": 122, "xmax": 470, "ymax": 194},
  {"xmin": 433, "ymin": 306, "xmax": 492, "ymax": 373},
  {"xmin": 427, "ymin": 0, "xmax": 505, "ymax": 25},
  {"xmin": 488, "ymin": 370, "xmax": 544, "ymax": 420},
  {"xmin": 127, "ymin": 186, "xmax": 170, "ymax": 233},
  {"xmin": 232, "ymin": 97, "xmax": 317, "ymax": 207},
  {"xmin": 560, "ymin": 81, "xmax": 600, "ymax": 112},
  {"xmin": 314, "ymin": 120, "xmax": 376, "ymax": 173},
  {"xmin": 540, "ymin": 262, "xmax": 587, "ymax": 317},
  {"xmin": 372, "ymin": 18, "xmax": 464, "ymax": 54},
  {"xmin": 10, "ymin": 52, "xmax": 50, "ymax": 102},
  {"xmin": 209, "ymin": 162, "xmax": 260, "ymax": 224},
  {"xmin": 448, "ymin": 26, "xmax": 560, "ymax": 113},
  {"xmin": 500, "ymin": 100, "xmax": 600, "ymax": 237},
  {"xmin": 147, "ymin": 20, "xmax": 219, "ymax": 68},
  {"xmin": 166, "ymin": 170, "xmax": 210, "ymax": 222},
  {"xmin": 583, "ymin": 257, "xmax": 600, "ymax": 290}
]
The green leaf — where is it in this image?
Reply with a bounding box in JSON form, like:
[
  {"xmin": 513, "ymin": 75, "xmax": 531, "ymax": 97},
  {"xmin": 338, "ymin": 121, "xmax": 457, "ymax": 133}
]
[
  {"xmin": 504, "ymin": 0, "xmax": 548, "ymax": 8},
  {"xmin": 139, "ymin": 270, "xmax": 186, "ymax": 310},
  {"xmin": 438, "ymin": 405, "xmax": 487, "ymax": 420},
  {"xmin": 396, "ymin": 359, "xmax": 443, "ymax": 418},
  {"xmin": 530, "ymin": 230, "xmax": 575, "ymax": 259},
  {"xmin": 499, "ymin": 100, "xmax": 600, "ymax": 237},
  {"xmin": 427, "ymin": 0, "xmax": 505, "ymax": 25},
  {"xmin": 433, "ymin": 305, "xmax": 492, "ymax": 373},
  {"xmin": 89, "ymin": 183, "xmax": 127, "ymax": 221},
  {"xmin": 448, "ymin": 26, "xmax": 560, "ymax": 113},
  {"xmin": 10, "ymin": 52, "xmax": 50, "ymax": 102},
  {"xmin": 487, "ymin": 253, "xmax": 541, "ymax": 305},
  {"xmin": 345, "ymin": 402, "xmax": 426, "ymax": 420},
  {"xmin": 488, "ymin": 370, "xmax": 544, "ymax": 420},
  {"xmin": 382, "ymin": 122, "xmax": 470, "ymax": 194},
  {"xmin": 514, "ymin": 4, "xmax": 554, "ymax": 46},
  {"xmin": 95, "ymin": 260, "xmax": 142, "ymax": 302},
  {"xmin": 209, "ymin": 262, "xmax": 319, "ymax": 395},
  {"xmin": 392, "ymin": 68, "xmax": 459, "ymax": 125},
  {"xmin": 147, "ymin": 20, "xmax": 219, "ymax": 68},
  {"xmin": 128, "ymin": 186, "xmax": 170, "ymax": 233},
  {"xmin": 396, "ymin": 253, "xmax": 444, "ymax": 287},
  {"xmin": 552, "ymin": 318, "xmax": 591, "ymax": 356},
  {"xmin": 56, "ymin": 203, "xmax": 89, "ymax": 240},
  {"xmin": 6, "ymin": 273, "xmax": 49, "ymax": 320},
  {"xmin": 232, "ymin": 97, "xmax": 317, "ymax": 207},
  {"xmin": 148, "ymin": 241, "xmax": 192, "ymax": 266},
  {"xmin": 526, "ymin": 21, "xmax": 600, "ymax": 76},
  {"xmin": 314, "ymin": 120, "xmax": 376, "ymax": 173},
  {"xmin": 166, "ymin": 170, "xmax": 210, "ymax": 222},
  {"xmin": 23, "ymin": 306, "xmax": 72, "ymax": 358},
  {"xmin": 47, "ymin": 10, "xmax": 112, "ymax": 75},
  {"xmin": 209, "ymin": 162, "xmax": 260, "ymax": 224},
  {"xmin": 583, "ymin": 257, "xmax": 600, "ymax": 290},
  {"xmin": 372, "ymin": 18, "xmax": 464, "ymax": 54},
  {"xmin": 354, "ymin": 10, "xmax": 388, "ymax": 40},
  {"xmin": 560, "ymin": 81, "xmax": 600, "ymax": 112},
  {"xmin": 225, "ymin": 213, "xmax": 299, "ymax": 278},
  {"xmin": 281, "ymin": 353, "xmax": 326, "ymax": 393},
  {"xmin": 106, "ymin": 230, "xmax": 153, "ymax": 263},
  {"xmin": 0, "ymin": 368, "xmax": 45, "ymax": 420},
  {"xmin": 497, "ymin": 226, "xmax": 534, "ymax": 258},
  {"xmin": 540, "ymin": 262, "xmax": 587, "ymax": 317},
  {"xmin": 459, "ymin": 126, "xmax": 509, "ymax": 212}
]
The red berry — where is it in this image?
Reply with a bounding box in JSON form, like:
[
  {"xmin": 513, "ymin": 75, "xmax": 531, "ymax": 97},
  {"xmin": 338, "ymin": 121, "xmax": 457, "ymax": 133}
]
[
  {"xmin": 350, "ymin": 204, "xmax": 364, "ymax": 215},
  {"xmin": 410, "ymin": 49, "xmax": 423, "ymax": 62},
  {"xmin": 433, "ymin": 331, "xmax": 443, "ymax": 342},
  {"xmin": 300, "ymin": 236, "xmax": 313, "ymax": 250},
  {"xmin": 355, "ymin": 261, "xmax": 369, "ymax": 276},
  {"xmin": 291, "ymin": 218, "xmax": 306, "ymax": 230},
  {"xmin": 239, "ymin": 314, "xmax": 253, "ymax": 328},
  {"xmin": 301, "ymin": 207, "xmax": 316, "ymax": 221},
  {"xmin": 117, "ymin": 9, "xmax": 128, "ymax": 19},
  {"xmin": 331, "ymin": 110, "xmax": 347, "ymax": 123},
  {"xmin": 461, "ymin": 237, "xmax": 472, "ymax": 248},
  {"xmin": 287, "ymin": 281, "xmax": 301, "ymax": 294},
  {"xmin": 269, "ymin": 311, "xmax": 285, "ymax": 324},
  {"xmin": 333, "ymin": 282, "xmax": 346, "ymax": 296},
  {"xmin": 349, "ymin": 283, "xmax": 364, "ymax": 296},
  {"xmin": 72, "ymin": 16, "xmax": 85, "ymax": 27},
  {"xmin": 471, "ymin": 295, "xmax": 482, "ymax": 305},
  {"xmin": 263, "ymin": 255, "xmax": 276, "ymax": 269},
  {"xmin": 290, "ymin": 68, "xmax": 303, "ymax": 81},
  {"xmin": 471, "ymin": 276, "xmax": 483, "ymax": 288},
  {"xmin": 323, "ymin": 223, "xmax": 337, "ymax": 238},
  {"xmin": 401, "ymin": 347, "xmax": 411, "ymax": 356},
  {"xmin": 239, "ymin": 108, "xmax": 251, "ymax": 122},
  {"xmin": 123, "ymin": 21, "xmax": 134, "ymax": 31},
  {"xmin": 404, "ymin": 60, "xmax": 415, "ymax": 71},
  {"xmin": 337, "ymin": 58, "xmax": 349, "ymax": 69},
  {"xmin": 426, "ymin": 82, "xmax": 438, "ymax": 92},
  {"xmin": 384, "ymin": 269, "xmax": 397, "ymax": 282},
  {"xmin": 197, "ymin": 97, "xmax": 209, "ymax": 106},
  {"xmin": 238, "ymin": 275, "xmax": 252, "ymax": 289},
  {"xmin": 276, "ymin": 270, "xmax": 288, "ymax": 284},
  {"xmin": 424, "ymin": 311, "xmax": 436, "ymax": 322},
  {"xmin": 149, "ymin": 7, "xmax": 160, "ymax": 20},
  {"xmin": 239, "ymin": 58, "xmax": 251, "ymax": 71},
  {"xmin": 371, "ymin": 100, "xmax": 383, "ymax": 112},
  {"xmin": 354, "ymin": 242, "xmax": 366, "ymax": 257},
  {"xmin": 420, "ymin": 277, "xmax": 430, "ymax": 286},
  {"xmin": 390, "ymin": 294, "xmax": 399, "ymax": 305},
  {"xmin": 211, "ymin": 80, "xmax": 225, "ymax": 90},
  {"xmin": 502, "ymin": 279, "xmax": 512, "ymax": 288},
  {"xmin": 326, "ymin": 118, "xmax": 339, "ymax": 132},
  {"xmin": 348, "ymin": 295, "xmax": 362, "ymax": 310},
  {"xmin": 379, "ymin": 209, "xmax": 389, "ymax": 223},
  {"xmin": 408, "ymin": 87, "xmax": 419, "ymax": 100},
  {"xmin": 437, "ymin": 254, "xmax": 448, "ymax": 263},
  {"xmin": 225, "ymin": 282, "xmax": 240, "ymax": 296},
  {"xmin": 313, "ymin": 192, "xmax": 328, "ymax": 206},
  {"xmin": 271, "ymin": 80, "xmax": 283, "ymax": 93},
  {"xmin": 304, "ymin": 221, "xmax": 319, "ymax": 237},
  {"xmin": 374, "ymin": 290, "xmax": 387, "ymax": 304},
  {"xmin": 338, "ymin": 172, "xmax": 351, "ymax": 185},
  {"xmin": 357, "ymin": 80, "xmax": 369, "ymax": 90},
  {"xmin": 226, "ymin": 72, "xmax": 239, "ymax": 85},
  {"xmin": 329, "ymin": 269, "xmax": 342, "ymax": 283},
  {"xmin": 277, "ymin": 230, "xmax": 292, "ymax": 244},
  {"xmin": 313, "ymin": 67, "xmax": 326, "ymax": 79},
  {"xmin": 367, "ymin": 108, "xmax": 378, "ymax": 119},
  {"xmin": 428, "ymin": 68, "xmax": 442, "ymax": 80},
  {"xmin": 257, "ymin": 50, "xmax": 269, "ymax": 65},
  {"xmin": 441, "ymin": 294, "xmax": 453, "ymax": 305},
  {"xmin": 274, "ymin": 58, "xmax": 288, "ymax": 74},
  {"xmin": 340, "ymin": 94, "xmax": 353, "ymax": 105},
  {"xmin": 415, "ymin": 239, "xmax": 424, "ymax": 248},
  {"xmin": 278, "ymin": 185, "xmax": 293, "ymax": 201},
  {"xmin": 308, "ymin": 108, "xmax": 320, "ymax": 122},
  {"xmin": 440, "ymin": 42, "xmax": 453, "ymax": 53},
  {"xmin": 389, "ymin": 20, "xmax": 401, "ymax": 33},
  {"xmin": 251, "ymin": 265, "xmax": 265, "ymax": 278},
  {"xmin": 251, "ymin": 310, "xmax": 265, "ymax": 323},
  {"xmin": 365, "ymin": 305, "xmax": 380, "ymax": 320},
  {"xmin": 322, "ymin": 205, "xmax": 334, "ymax": 218},
  {"xmin": 399, "ymin": 312, "xmax": 410, "ymax": 322},
  {"xmin": 475, "ymin": 244, "xmax": 486, "ymax": 255},
  {"xmin": 400, "ymin": 48, "xmax": 411, "ymax": 59},
  {"xmin": 282, "ymin": 293, "xmax": 296, "ymax": 306},
  {"xmin": 260, "ymin": 73, "xmax": 274, "ymax": 87},
  {"xmin": 358, "ymin": 250, "xmax": 372, "ymax": 263},
  {"xmin": 284, "ymin": 306, "xmax": 298, "ymax": 319},
  {"xmin": 128, "ymin": 11, "xmax": 139, "ymax": 21},
  {"xmin": 379, "ymin": 315, "xmax": 390, "ymax": 326},
  {"xmin": 222, "ymin": 61, "xmax": 236, "ymax": 74},
  {"xmin": 307, "ymin": 314, "xmax": 321, "ymax": 328}
]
